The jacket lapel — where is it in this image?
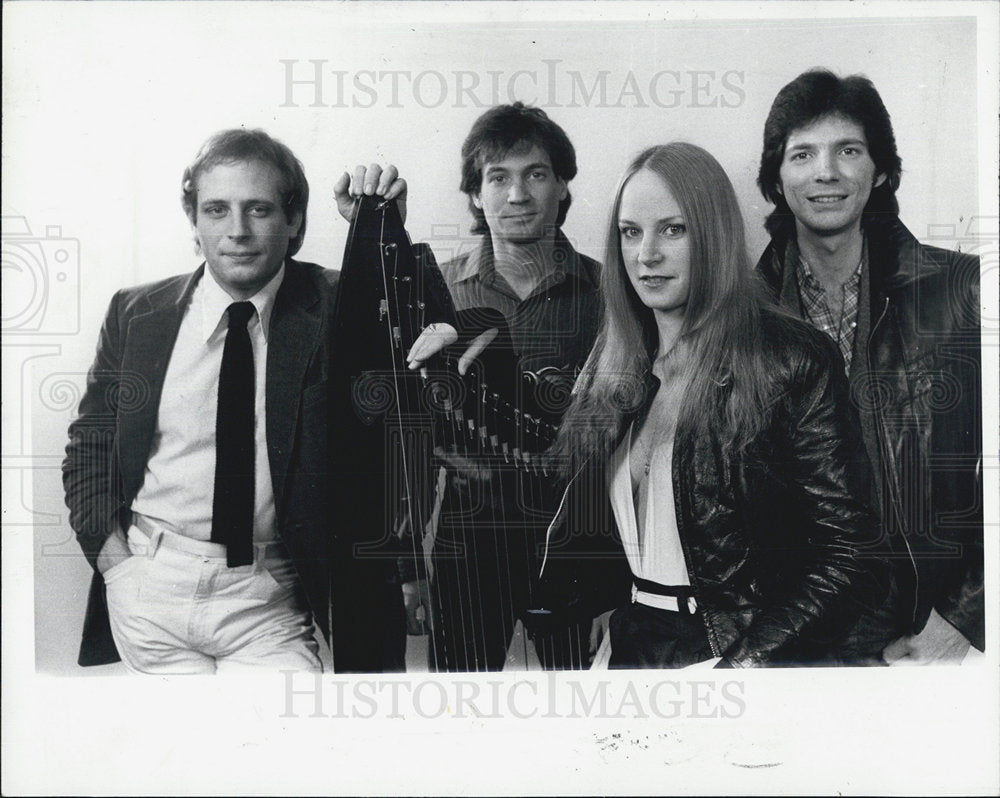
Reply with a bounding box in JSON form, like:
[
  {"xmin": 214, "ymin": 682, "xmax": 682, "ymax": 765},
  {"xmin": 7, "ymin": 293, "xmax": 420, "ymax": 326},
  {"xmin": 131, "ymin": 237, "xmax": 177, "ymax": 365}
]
[
  {"xmin": 118, "ymin": 267, "xmax": 202, "ymax": 498},
  {"xmin": 266, "ymin": 260, "xmax": 324, "ymax": 510}
]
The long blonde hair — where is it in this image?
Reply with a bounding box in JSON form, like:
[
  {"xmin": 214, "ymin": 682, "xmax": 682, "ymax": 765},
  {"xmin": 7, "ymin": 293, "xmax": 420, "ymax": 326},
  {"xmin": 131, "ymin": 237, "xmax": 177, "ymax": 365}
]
[{"xmin": 553, "ymin": 142, "xmax": 774, "ymax": 477}]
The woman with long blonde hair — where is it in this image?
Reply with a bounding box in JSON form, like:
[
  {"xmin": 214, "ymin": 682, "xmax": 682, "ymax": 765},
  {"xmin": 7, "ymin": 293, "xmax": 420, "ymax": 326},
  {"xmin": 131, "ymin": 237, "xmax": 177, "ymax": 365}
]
[{"xmin": 538, "ymin": 143, "xmax": 885, "ymax": 668}]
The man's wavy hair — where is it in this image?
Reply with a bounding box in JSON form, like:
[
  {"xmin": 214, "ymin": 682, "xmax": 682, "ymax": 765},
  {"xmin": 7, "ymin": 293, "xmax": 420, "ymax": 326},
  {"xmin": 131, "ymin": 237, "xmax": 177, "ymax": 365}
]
[
  {"xmin": 757, "ymin": 69, "xmax": 902, "ymax": 237},
  {"xmin": 460, "ymin": 102, "xmax": 577, "ymax": 235},
  {"xmin": 181, "ymin": 128, "xmax": 309, "ymax": 257}
]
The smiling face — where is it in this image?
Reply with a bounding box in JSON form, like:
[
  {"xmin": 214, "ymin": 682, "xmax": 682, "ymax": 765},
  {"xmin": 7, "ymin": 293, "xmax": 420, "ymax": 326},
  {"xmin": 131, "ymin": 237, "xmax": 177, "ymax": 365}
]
[
  {"xmin": 778, "ymin": 113, "xmax": 886, "ymax": 240},
  {"xmin": 618, "ymin": 168, "xmax": 692, "ymax": 320},
  {"xmin": 473, "ymin": 143, "xmax": 568, "ymax": 244},
  {"xmin": 193, "ymin": 160, "xmax": 302, "ymax": 300}
]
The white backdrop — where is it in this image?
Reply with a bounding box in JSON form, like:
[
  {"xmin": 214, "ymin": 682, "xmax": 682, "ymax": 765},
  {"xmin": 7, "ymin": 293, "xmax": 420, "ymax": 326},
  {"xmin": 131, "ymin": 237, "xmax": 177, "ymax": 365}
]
[{"xmin": 3, "ymin": 1, "xmax": 998, "ymax": 795}]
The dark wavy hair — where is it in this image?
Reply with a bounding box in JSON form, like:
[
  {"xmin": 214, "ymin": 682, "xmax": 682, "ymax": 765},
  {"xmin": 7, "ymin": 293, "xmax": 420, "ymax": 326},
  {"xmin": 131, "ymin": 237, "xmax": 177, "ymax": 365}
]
[
  {"xmin": 460, "ymin": 102, "xmax": 577, "ymax": 235},
  {"xmin": 181, "ymin": 128, "xmax": 310, "ymax": 256},
  {"xmin": 757, "ymin": 69, "xmax": 902, "ymax": 237}
]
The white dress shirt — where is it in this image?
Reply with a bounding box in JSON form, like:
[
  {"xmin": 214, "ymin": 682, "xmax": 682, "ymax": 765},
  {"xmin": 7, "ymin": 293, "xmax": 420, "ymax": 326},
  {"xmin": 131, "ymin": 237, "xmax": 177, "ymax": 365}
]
[{"xmin": 131, "ymin": 264, "xmax": 284, "ymax": 543}]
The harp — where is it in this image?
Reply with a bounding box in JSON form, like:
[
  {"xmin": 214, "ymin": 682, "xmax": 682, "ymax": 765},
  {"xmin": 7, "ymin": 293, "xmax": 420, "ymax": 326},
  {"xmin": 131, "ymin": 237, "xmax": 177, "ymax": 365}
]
[{"xmin": 328, "ymin": 195, "xmax": 575, "ymax": 672}]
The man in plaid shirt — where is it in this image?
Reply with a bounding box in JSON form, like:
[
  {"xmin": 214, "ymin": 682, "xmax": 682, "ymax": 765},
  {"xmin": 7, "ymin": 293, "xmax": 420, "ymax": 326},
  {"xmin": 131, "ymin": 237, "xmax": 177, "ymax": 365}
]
[{"xmin": 754, "ymin": 69, "xmax": 983, "ymax": 665}]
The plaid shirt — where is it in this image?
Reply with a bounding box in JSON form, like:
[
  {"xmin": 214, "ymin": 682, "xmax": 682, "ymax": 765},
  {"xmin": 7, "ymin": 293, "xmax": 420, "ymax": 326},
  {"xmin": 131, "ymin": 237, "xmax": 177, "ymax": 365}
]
[{"xmin": 794, "ymin": 243, "xmax": 865, "ymax": 374}]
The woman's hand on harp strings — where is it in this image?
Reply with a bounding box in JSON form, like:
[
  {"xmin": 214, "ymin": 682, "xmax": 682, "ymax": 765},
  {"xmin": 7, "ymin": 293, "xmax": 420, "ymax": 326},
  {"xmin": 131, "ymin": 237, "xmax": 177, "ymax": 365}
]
[{"xmin": 333, "ymin": 163, "xmax": 408, "ymax": 223}]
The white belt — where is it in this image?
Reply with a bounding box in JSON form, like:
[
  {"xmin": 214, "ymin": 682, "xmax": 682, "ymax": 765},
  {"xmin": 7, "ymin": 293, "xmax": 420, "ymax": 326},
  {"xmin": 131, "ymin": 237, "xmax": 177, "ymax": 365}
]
[{"xmin": 631, "ymin": 584, "xmax": 698, "ymax": 614}]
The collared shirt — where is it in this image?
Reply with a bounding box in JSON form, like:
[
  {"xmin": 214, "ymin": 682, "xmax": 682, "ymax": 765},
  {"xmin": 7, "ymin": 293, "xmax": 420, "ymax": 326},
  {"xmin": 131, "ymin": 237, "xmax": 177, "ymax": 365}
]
[
  {"xmin": 428, "ymin": 230, "xmax": 601, "ymax": 548},
  {"xmin": 131, "ymin": 263, "xmax": 285, "ymax": 542},
  {"xmin": 440, "ymin": 230, "xmax": 601, "ymax": 375},
  {"xmin": 793, "ymin": 239, "xmax": 865, "ymax": 373}
]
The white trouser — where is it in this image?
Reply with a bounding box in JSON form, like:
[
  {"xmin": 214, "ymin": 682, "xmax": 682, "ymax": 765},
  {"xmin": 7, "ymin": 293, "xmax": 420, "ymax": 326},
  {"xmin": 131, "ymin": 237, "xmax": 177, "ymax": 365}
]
[{"xmin": 103, "ymin": 523, "xmax": 322, "ymax": 674}]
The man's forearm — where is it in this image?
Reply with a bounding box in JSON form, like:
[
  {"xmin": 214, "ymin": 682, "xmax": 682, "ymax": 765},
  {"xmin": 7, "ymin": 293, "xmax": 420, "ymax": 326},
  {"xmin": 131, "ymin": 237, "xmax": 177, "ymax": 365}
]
[
  {"xmin": 63, "ymin": 442, "xmax": 122, "ymax": 569},
  {"xmin": 63, "ymin": 290, "xmax": 126, "ymax": 569}
]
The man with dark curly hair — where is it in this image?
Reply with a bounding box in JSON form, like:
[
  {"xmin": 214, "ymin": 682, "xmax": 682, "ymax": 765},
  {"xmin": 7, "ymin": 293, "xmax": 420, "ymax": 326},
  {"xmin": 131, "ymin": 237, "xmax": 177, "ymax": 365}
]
[
  {"xmin": 755, "ymin": 69, "xmax": 984, "ymax": 664},
  {"xmin": 413, "ymin": 103, "xmax": 603, "ymax": 671}
]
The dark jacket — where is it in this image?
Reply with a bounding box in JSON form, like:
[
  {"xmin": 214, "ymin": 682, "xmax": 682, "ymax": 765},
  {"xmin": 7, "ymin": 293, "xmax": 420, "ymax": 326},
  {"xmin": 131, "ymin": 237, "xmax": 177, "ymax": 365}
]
[
  {"xmin": 756, "ymin": 217, "xmax": 984, "ymax": 651},
  {"xmin": 62, "ymin": 259, "xmax": 396, "ymax": 671},
  {"xmin": 537, "ymin": 310, "xmax": 887, "ymax": 668}
]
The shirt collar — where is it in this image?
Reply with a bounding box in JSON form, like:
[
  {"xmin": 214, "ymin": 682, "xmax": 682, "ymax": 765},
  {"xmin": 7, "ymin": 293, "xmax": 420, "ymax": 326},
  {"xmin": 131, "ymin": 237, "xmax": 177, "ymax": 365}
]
[
  {"xmin": 199, "ymin": 262, "xmax": 286, "ymax": 343},
  {"xmin": 793, "ymin": 237, "xmax": 865, "ymax": 293},
  {"xmin": 451, "ymin": 229, "xmax": 593, "ymax": 290}
]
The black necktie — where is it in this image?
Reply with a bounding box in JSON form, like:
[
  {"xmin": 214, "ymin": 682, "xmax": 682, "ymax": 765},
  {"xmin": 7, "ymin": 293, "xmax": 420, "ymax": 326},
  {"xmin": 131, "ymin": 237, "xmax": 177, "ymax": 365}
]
[{"xmin": 211, "ymin": 301, "xmax": 256, "ymax": 567}]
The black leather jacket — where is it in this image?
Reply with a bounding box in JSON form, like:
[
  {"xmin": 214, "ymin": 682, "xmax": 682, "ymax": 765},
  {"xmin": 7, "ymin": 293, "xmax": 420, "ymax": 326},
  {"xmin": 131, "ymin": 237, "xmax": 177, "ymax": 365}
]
[
  {"xmin": 536, "ymin": 309, "xmax": 887, "ymax": 668},
  {"xmin": 756, "ymin": 217, "xmax": 983, "ymax": 651}
]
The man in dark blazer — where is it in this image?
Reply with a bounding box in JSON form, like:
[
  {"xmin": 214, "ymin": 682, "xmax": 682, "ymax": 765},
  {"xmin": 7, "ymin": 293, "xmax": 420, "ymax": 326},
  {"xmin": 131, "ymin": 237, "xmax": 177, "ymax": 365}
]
[{"xmin": 63, "ymin": 129, "xmax": 413, "ymax": 673}]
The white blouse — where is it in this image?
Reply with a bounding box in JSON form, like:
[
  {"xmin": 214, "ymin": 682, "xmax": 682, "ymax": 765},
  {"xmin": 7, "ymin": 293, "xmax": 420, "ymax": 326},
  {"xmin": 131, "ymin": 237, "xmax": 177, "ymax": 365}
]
[{"xmin": 608, "ymin": 421, "xmax": 691, "ymax": 611}]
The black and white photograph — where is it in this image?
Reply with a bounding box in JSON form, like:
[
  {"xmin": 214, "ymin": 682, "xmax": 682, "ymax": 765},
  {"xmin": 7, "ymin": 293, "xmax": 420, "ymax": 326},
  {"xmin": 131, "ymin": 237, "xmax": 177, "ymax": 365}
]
[{"xmin": 3, "ymin": 1, "xmax": 997, "ymax": 794}]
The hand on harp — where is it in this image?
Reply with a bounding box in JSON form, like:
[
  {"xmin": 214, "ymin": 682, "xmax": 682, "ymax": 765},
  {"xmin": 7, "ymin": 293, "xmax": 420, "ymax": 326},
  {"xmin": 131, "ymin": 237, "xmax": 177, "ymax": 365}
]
[
  {"xmin": 432, "ymin": 446, "xmax": 494, "ymax": 490},
  {"xmin": 407, "ymin": 325, "xmax": 499, "ymax": 376},
  {"xmin": 333, "ymin": 163, "xmax": 408, "ymax": 222}
]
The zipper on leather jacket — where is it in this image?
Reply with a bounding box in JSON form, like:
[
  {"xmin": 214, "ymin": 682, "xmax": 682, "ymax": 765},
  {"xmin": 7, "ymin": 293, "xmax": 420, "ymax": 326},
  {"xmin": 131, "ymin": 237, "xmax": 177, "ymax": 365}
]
[
  {"xmin": 670, "ymin": 444, "xmax": 720, "ymax": 658},
  {"xmin": 539, "ymin": 462, "xmax": 587, "ymax": 577},
  {"xmin": 869, "ymin": 294, "xmax": 919, "ymax": 624}
]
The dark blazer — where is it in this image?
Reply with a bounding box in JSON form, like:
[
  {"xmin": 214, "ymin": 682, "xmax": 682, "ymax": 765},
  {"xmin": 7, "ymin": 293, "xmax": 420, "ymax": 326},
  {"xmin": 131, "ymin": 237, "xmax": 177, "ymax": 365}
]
[{"xmin": 63, "ymin": 258, "xmax": 391, "ymax": 670}]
